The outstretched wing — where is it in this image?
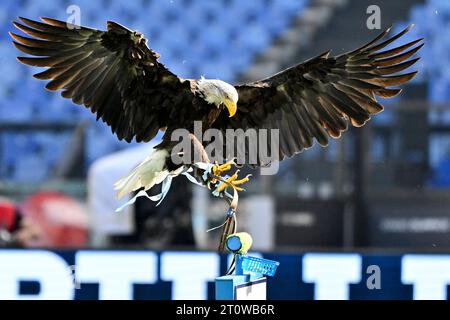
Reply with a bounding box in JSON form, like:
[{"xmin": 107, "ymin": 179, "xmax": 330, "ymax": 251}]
[
  {"xmin": 11, "ymin": 17, "xmax": 193, "ymax": 143},
  {"xmin": 215, "ymin": 25, "xmax": 423, "ymax": 165}
]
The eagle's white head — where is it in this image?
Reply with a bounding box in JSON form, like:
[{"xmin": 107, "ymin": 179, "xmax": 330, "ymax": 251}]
[{"xmin": 197, "ymin": 77, "xmax": 238, "ymax": 117}]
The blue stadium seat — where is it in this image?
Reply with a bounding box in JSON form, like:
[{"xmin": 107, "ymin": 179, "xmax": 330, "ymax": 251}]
[
  {"xmin": 430, "ymin": 160, "xmax": 450, "ymax": 187},
  {"xmin": 403, "ymin": 0, "xmax": 450, "ymax": 105}
]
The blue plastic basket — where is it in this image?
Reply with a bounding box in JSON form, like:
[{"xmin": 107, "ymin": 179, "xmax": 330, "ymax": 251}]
[{"xmin": 241, "ymin": 256, "xmax": 280, "ymax": 277}]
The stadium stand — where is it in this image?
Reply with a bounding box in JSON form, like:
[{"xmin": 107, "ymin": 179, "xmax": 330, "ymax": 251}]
[
  {"xmin": 400, "ymin": 0, "xmax": 450, "ymax": 186},
  {"xmin": 0, "ymin": 0, "xmax": 309, "ymax": 182}
]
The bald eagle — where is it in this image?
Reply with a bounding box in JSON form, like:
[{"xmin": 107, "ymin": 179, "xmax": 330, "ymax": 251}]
[{"xmin": 10, "ymin": 17, "xmax": 423, "ymax": 202}]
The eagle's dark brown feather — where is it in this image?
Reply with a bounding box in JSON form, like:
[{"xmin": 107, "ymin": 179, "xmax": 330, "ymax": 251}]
[
  {"xmin": 213, "ymin": 25, "xmax": 423, "ymax": 165},
  {"xmin": 11, "ymin": 17, "xmax": 194, "ymax": 143}
]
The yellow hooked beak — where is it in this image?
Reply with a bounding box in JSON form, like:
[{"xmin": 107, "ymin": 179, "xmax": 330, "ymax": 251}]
[{"xmin": 224, "ymin": 98, "xmax": 237, "ymax": 118}]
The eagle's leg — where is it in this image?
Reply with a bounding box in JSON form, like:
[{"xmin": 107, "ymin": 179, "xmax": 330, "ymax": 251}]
[{"xmin": 214, "ymin": 170, "xmax": 252, "ymax": 194}]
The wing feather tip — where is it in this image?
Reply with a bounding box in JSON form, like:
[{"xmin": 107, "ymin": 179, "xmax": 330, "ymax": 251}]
[
  {"xmin": 383, "ymin": 88, "xmax": 402, "ymax": 98},
  {"xmin": 12, "ymin": 21, "xmax": 25, "ymax": 32},
  {"xmin": 9, "ymin": 32, "xmax": 33, "ymax": 46},
  {"xmin": 16, "ymin": 57, "xmax": 37, "ymax": 67},
  {"xmin": 399, "ymin": 23, "xmax": 414, "ymax": 35},
  {"xmin": 385, "ymin": 24, "xmax": 393, "ymax": 33},
  {"xmin": 8, "ymin": 31, "xmax": 16, "ymax": 41},
  {"xmin": 45, "ymin": 82, "xmax": 60, "ymax": 91},
  {"xmin": 40, "ymin": 17, "xmax": 54, "ymax": 23},
  {"xmin": 406, "ymin": 70, "xmax": 419, "ymax": 82},
  {"xmin": 40, "ymin": 17, "xmax": 56, "ymax": 25},
  {"xmin": 11, "ymin": 40, "xmax": 24, "ymax": 51},
  {"xmin": 18, "ymin": 16, "xmax": 32, "ymax": 25}
]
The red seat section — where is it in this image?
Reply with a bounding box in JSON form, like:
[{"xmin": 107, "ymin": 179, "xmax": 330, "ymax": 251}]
[{"xmin": 21, "ymin": 192, "xmax": 89, "ymax": 248}]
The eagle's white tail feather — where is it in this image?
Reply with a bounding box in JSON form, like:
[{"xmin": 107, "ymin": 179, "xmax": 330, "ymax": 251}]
[{"xmin": 114, "ymin": 149, "xmax": 170, "ymax": 200}]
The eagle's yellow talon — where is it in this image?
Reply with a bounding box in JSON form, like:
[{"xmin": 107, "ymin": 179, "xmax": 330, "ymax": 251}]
[
  {"xmin": 214, "ymin": 170, "xmax": 251, "ymax": 194},
  {"xmin": 232, "ymin": 174, "xmax": 252, "ymax": 186},
  {"xmin": 215, "ymin": 184, "xmax": 227, "ymax": 194},
  {"xmin": 212, "ymin": 159, "xmax": 237, "ymax": 176},
  {"xmin": 228, "ymin": 170, "xmax": 240, "ymax": 181}
]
